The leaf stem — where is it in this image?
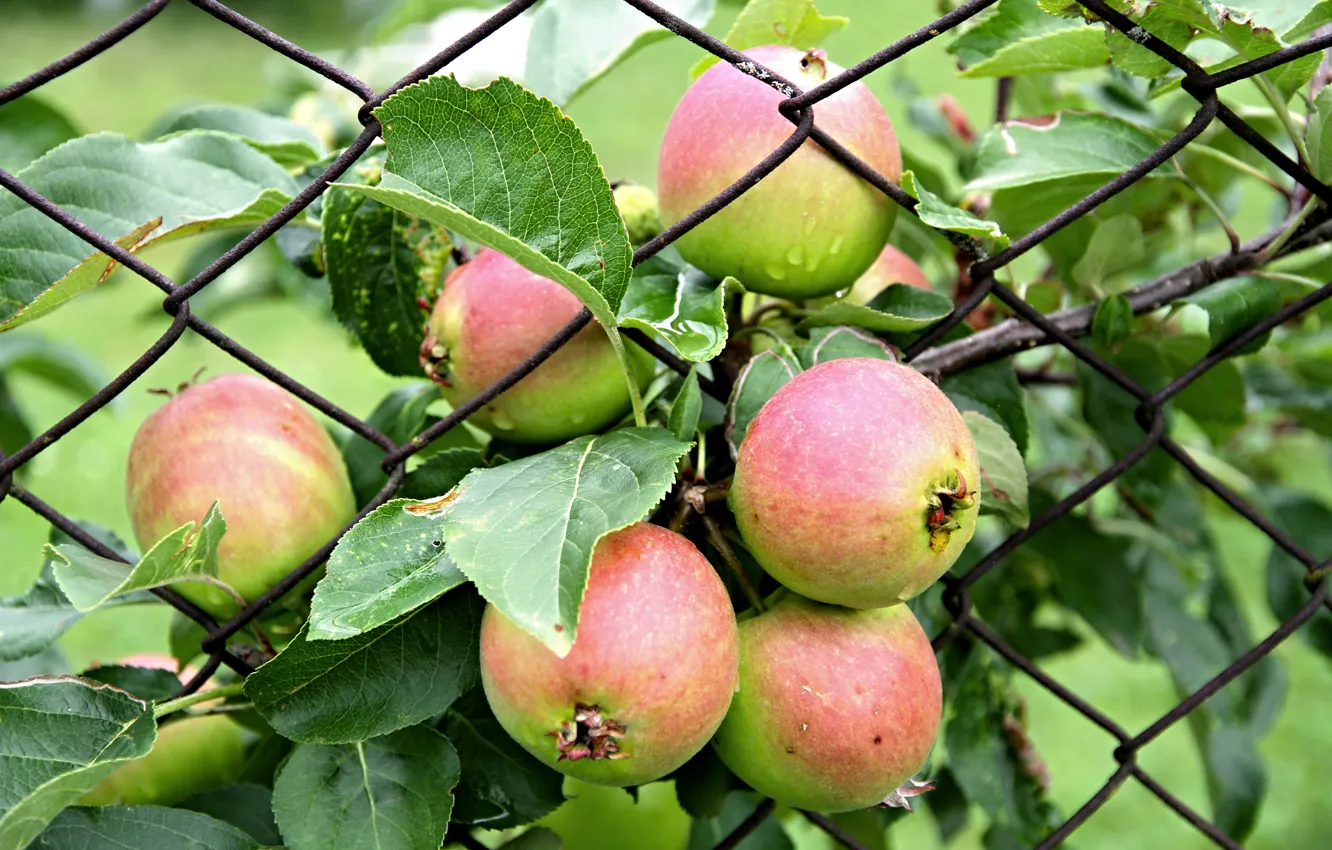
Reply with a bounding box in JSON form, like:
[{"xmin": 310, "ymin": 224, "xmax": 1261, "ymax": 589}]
[
  {"xmin": 701, "ymin": 515, "xmax": 765, "ymax": 615},
  {"xmin": 154, "ymin": 682, "xmax": 245, "ymax": 719},
  {"xmin": 1260, "ymin": 197, "xmax": 1319, "ymax": 263},
  {"xmin": 1255, "ymin": 76, "xmax": 1310, "ymax": 166}
]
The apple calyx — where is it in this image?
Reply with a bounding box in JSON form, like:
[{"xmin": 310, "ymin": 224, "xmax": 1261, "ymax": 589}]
[
  {"xmin": 547, "ymin": 702, "xmax": 629, "ymax": 762},
  {"xmin": 927, "ymin": 469, "xmax": 977, "ymax": 554},
  {"xmin": 418, "ymin": 332, "xmax": 452, "ymax": 388},
  {"xmin": 799, "ymin": 48, "xmax": 829, "ymax": 80},
  {"xmin": 880, "ymin": 777, "xmax": 935, "ymax": 811}
]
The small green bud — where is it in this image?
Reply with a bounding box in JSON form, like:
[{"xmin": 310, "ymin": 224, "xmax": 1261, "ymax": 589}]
[{"xmin": 613, "ymin": 182, "xmax": 663, "ymax": 246}]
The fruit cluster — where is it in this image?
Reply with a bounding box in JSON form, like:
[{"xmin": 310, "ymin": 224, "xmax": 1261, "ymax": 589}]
[{"xmin": 110, "ymin": 43, "xmax": 976, "ymax": 818}]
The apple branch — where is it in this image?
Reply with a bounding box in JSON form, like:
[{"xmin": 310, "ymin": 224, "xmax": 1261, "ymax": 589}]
[{"xmin": 911, "ymin": 211, "xmax": 1332, "ymax": 379}]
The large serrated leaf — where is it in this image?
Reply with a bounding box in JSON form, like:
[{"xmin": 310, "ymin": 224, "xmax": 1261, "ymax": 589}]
[
  {"xmin": 0, "ymin": 97, "xmax": 78, "ymax": 174},
  {"xmin": 0, "ymin": 524, "xmax": 145, "ymax": 662},
  {"xmin": 335, "ymin": 76, "xmax": 630, "ymax": 334},
  {"xmin": 149, "ymin": 104, "xmax": 325, "ymax": 167},
  {"xmin": 308, "ymin": 499, "xmax": 465, "ymax": 641},
  {"xmin": 950, "ymin": 0, "xmax": 1077, "ymax": 68},
  {"xmin": 442, "ymin": 689, "xmax": 564, "ymax": 828},
  {"xmin": 246, "ymin": 588, "xmax": 482, "ymax": 744},
  {"xmin": 323, "ymin": 155, "xmax": 444, "ymax": 377},
  {"xmin": 47, "ymin": 502, "xmax": 230, "ymax": 612},
  {"xmin": 443, "ymin": 427, "xmax": 691, "ymax": 655},
  {"xmin": 963, "ymin": 411, "xmax": 1028, "ymax": 528},
  {"xmin": 693, "ymin": 0, "xmax": 848, "ymax": 77},
  {"xmin": 961, "ymin": 25, "xmax": 1109, "ymax": 77},
  {"xmin": 0, "ymin": 677, "xmax": 156, "ymax": 848},
  {"xmin": 527, "ymin": 0, "xmax": 715, "ymax": 105},
  {"xmin": 617, "ymin": 248, "xmax": 732, "ymax": 362},
  {"xmin": 797, "ymin": 283, "xmax": 953, "ymax": 333},
  {"xmin": 31, "ymin": 805, "xmax": 260, "ymax": 850},
  {"xmin": 902, "ymin": 171, "xmax": 1008, "ymax": 246},
  {"xmin": 966, "ymin": 114, "xmax": 1165, "ymax": 192},
  {"xmin": 273, "ymin": 726, "xmax": 459, "ymax": 850},
  {"xmin": 0, "ymin": 132, "xmax": 296, "ymax": 331}
]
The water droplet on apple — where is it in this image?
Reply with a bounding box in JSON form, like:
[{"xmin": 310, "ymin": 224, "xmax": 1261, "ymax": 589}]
[
  {"xmin": 766, "ymin": 263, "xmax": 789, "ymax": 281},
  {"xmin": 491, "ymin": 411, "xmax": 516, "ymax": 431},
  {"xmin": 829, "ymin": 235, "xmax": 844, "ymax": 256},
  {"xmin": 786, "ymin": 244, "xmax": 805, "ymax": 266}
]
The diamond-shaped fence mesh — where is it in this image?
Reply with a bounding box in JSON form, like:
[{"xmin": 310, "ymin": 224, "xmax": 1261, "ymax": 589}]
[{"xmin": 2, "ymin": 1, "xmax": 1330, "ymax": 848}]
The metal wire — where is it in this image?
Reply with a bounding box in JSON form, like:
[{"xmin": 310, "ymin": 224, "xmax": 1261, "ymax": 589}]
[{"xmin": 0, "ymin": 0, "xmax": 1329, "ymax": 847}]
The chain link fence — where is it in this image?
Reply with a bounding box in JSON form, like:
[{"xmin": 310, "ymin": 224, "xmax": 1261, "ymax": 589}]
[{"xmin": 1, "ymin": 0, "xmax": 1330, "ymax": 847}]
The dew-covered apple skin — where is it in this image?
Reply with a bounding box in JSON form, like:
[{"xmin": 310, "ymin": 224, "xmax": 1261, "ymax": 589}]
[
  {"xmin": 479, "ymin": 523, "xmax": 739, "ymax": 787},
  {"xmin": 423, "ymin": 248, "xmax": 653, "ymax": 445},
  {"xmin": 126, "ymin": 374, "xmax": 356, "ymax": 616},
  {"xmin": 658, "ymin": 45, "xmax": 901, "ymax": 300},
  {"xmin": 729, "ymin": 357, "xmax": 979, "ymax": 608},
  {"xmin": 712, "ymin": 592, "xmax": 942, "ymax": 813}
]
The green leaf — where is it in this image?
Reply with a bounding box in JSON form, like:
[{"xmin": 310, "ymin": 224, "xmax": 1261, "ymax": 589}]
[
  {"xmin": 78, "ymin": 665, "xmax": 181, "ymax": 702},
  {"xmin": 942, "ymin": 361, "xmax": 1030, "ymax": 454},
  {"xmin": 962, "ymin": 25, "xmax": 1109, "ymax": 77},
  {"xmin": 502, "ymin": 828, "xmax": 564, "ymax": 850},
  {"xmin": 1204, "ymin": 725, "xmax": 1266, "ymax": 841},
  {"xmin": 0, "ymin": 677, "xmax": 155, "ymax": 849},
  {"xmin": 0, "ymin": 333, "xmax": 110, "ymax": 402},
  {"xmin": 47, "ymin": 502, "xmax": 230, "ymax": 613},
  {"xmin": 688, "ymin": 792, "xmax": 792, "ymax": 850},
  {"xmin": 441, "ymin": 689, "xmax": 564, "ymax": 828},
  {"xmin": 1073, "ymin": 215, "xmax": 1146, "ymax": 292},
  {"xmin": 308, "ymin": 499, "xmax": 465, "ymax": 641},
  {"xmin": 401, "ymin": 447, "xmax": 490, "ymax": 501},
  {"xmin": 149, "ymin": 104, "xmax": 325, "ymax": 167},
  {"xmin": 323, "ymin": 155, "xmax": 446, "ymax": 377},
  {"xmin": 1285, "ymin": 1, "xmax": 1332, "ymax": 40},
  {"xmin": 246, "ymin": 588, "xmax": 483, "ymax": 743},
  {"xmin": 371, "ymin": 0, "xmax": 499, "ymax": 41},
  {"xmin": 692, "ymin": 0, "xmax": 848, "ymax": 77},
  {"xmin": 963, "ymin": 411, "xmax": 1029, "ymax": 528},
  {"xmin": 725, "ymin": 348, "xmax": 799, "ymax": 457},
  {"xmin": 1092, "ymin": 294, "xmax": 1135, "ymax": 348},
  {"xmin": 32, "ymin": 805, "xmax": 260, "ymax": 850},
  {"xmin": 616, "ymin": 249, "xmax": 732, "ymax": 363},
  {"xmin": 797, "ymin": 326, "xmax": 897, "ymax": 368},
  {"xmin": 1027, "ymin": 501, "xmax": 1144, "ymax": 658},
  {"xmin": 337, "ymin": 75, "xmax": 631, "ymax": 341},
  {"xmin": 443, "ymin": 427, "xmax": 691, "ymax": 655},
  {"xmin": 179, "ymin": 784, "xmax": 282, "ymax": 847},
  {"xmin": 527, "ymin": 0, "xmax": 715, "ymax": 105},
  {"xmin": 1185, "ymin": 276, "xmax": 1282, "ymax": 354},
  {"xmin": 1263, "ymin": 490, "xmax": 1332, "ymax": 659},
  {"xmin": 950, "ymin": 0, "xmax": 1077, "ymax": 68},
  {"xmin": 0, "ymin": 132, "xmax": 297, "ymax": 331},
  {"xmin": 340, "ymin": 384, "xmax": 438, "ymax": 508},
  {"xmin": 272, "ymin": 726, "xmax": 459, "ymax": 850},
  {"xmin": 674, "ymin": 747, "xmax": 732, "ymax": 821},
  {"xmin": 1150, "ymin": 5, "xmax": 1322, "ymax": 99},
  {"xmin": 967, "ymin": 113, "xmax": 1164, "ymax": 192},
  {"xmin": 902, "ymin": 171, "xmax": 1009, "ymax": 246},
  {"xmin": 944, "ymin": 649, "xmax": 1057, "ymax": 839},
  {"xmin": 1107, "ymin": 4, "xmax": 1197, "ymax": 79},
  {"xmin": 0, "ymin": 97, "xmax": 78, "ymax": 174},
  {"xmin": 797, "ymin": 283, "xmax": 953, "ymax": 333},
  {"xmin": 0, "ymin": 523, "xmax": 141, "ymax": 662},
  {"xmin": 668, "ymin": 368, "xmax": 703, "ymax": 442},
  {"xmin": 1308, "ymin": 86, "xmax": 1332, "ymax": 184}
]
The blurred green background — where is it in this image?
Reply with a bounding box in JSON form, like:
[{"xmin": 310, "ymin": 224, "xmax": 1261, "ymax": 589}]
[{"xmin": 1, "ymin": 1, "xmax": 1329, "ymax": 848}]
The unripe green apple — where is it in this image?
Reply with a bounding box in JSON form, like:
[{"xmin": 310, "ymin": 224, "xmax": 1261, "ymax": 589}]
[
  {"xmin": 421, "ymin": 248, "xmax": 654, "ymax": 445},
  {"xmin": 82, "ymin": 714, "xmax": 246, "ymax": 806},
  {"xmin": 712, "ymin": 592, "xmax": 941, "ymax": 813},
  {"xmin": 730, "ymin": 357, "xmax": 979, "ymax": 608},
  {"xmin": 126, "ymin": 374, "xmax": 356, "ymax": 617},
  {"xmin": 480, "ymin": 523, "xmax": 739, "ymax": 787},
  {"xmin": 658, "ymin": 45, "xmax": 901, "ymax": 299},
  {"xmin": 845, "ymin": 244, "xmax": 933, "ymax": 305}
]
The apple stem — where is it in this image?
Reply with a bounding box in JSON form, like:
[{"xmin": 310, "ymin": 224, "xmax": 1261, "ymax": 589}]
[
  {"xmin": 702, "ymin": 515, "xmax": 766, "ymax": 614},
  {"xmin": 153, "ymin": 682, "xmax": 245, "ymax": 720}
]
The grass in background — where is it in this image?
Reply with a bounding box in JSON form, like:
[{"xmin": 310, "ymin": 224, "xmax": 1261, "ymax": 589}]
[{"xmin": 1, "ymin": 2, "xmax": 1329, "ymax": 848}]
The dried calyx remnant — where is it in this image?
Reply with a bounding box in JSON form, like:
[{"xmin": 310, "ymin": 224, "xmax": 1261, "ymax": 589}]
[
  {"xmin": 880, "ymin": 777, "xmax": 935, "ymax": 811},
  {"xmin": 927, "ymin": 469, "xmax": 977, "ymax": 554},
  {"xmin": 419, "ymin": 333, "xmax": 450, "ymax": 387},
  {"xmin": 547, "ymin": 703, "xmax": 629, "ymax": 762}
]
